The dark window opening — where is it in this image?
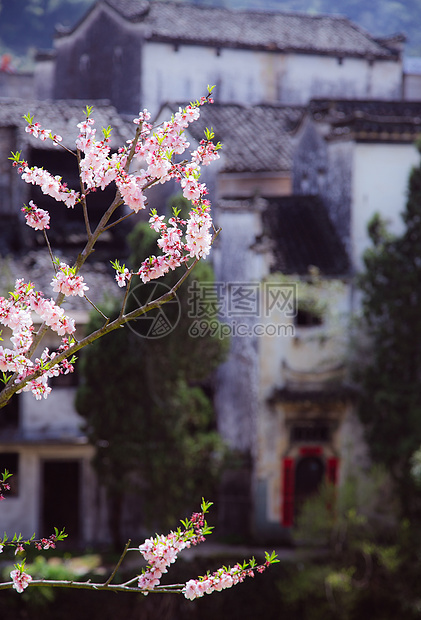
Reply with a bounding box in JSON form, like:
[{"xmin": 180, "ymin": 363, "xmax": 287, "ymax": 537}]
[
  {"xmin": 0, "ymin": 452, "xmax": 19, "ymax": 496},
  {"xmin": 41, "ymin": 460, "xmax": 81, "ymax": 542},
  {"xmin": 291, "ymin": 424, "xmax": 330, "ymax": 443},
  {"xmin": 294, "ymin": 308, "xmax": 323, "ymax": 327},
  {"xmin": 0, "ymin": 393, "xmax": 20, "ymax": 429}
]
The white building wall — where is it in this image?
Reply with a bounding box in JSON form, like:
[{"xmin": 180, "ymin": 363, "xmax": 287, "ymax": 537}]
[
  {"xmin": 33, "ymin": 60, "xmax": 55, "ymax": 100},
  {"xmin": 213, "ymin": 205, "xmax": 267, "ymax": 453},
  {"xmin": 278, "ymin": 56, "xmax": 402, "ymax": 104},
  {"xmin": 21, "ymin": 388, "xmax": 85, "ymax": 437},
  {"xmin": 142, "ymin": 42, "xmax": 403, "ymax": 118},
  {"xmin": 351, "ymin": 142, "xmax": 420, "ymax": 268},
  {"xmin": 142, "ymin": 43, "xmax": 266, "ymax": 116}
]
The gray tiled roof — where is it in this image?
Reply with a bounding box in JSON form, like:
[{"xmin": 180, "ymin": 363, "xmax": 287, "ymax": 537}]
[
  {"xmin": 261, "ymin": 195, "xmax": 350, "ymax": 276},
  {"xmin": 0, "ymin": 98, "xmax": 134, "ymax": 150},
  {"xmin": 309, "ymin": 98, "xmax": 421, "ymax": 140},
  {"xmin": 164, "ymin": 102, "xmax": 304, "ymax": 173},
  {"xmin": 101, "ymin": 0, "xmax": 397, "ymax": 58}
]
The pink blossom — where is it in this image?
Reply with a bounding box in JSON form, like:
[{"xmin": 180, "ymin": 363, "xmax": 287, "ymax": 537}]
[
  {"xmin": 19, "ymin": 166, "xmax": 80, "ymax": 208},
  {"xmin": 192, "ymin": 139, "xmax": 221, "ymax": 166},
  {"xmin": 51, "ymin": 263, "xmax": 89, "ymax": 297},
  {"xmin": 25, "ymin": 122, "xmax": 41, "ymax": 137},
  {"xmin": 22, "ymin": 200, "xmax": 50, "ymax": 230},
  {"xmin": 149, "ymin": 213, "xmax": 165, "ymax": 232},
  {"xmin": 180, "ymin": 177, "xmax": 203, "ymax": 201},
  {"xmin": 38, "ymin": 128, "xmax": 50, "ymax": 141},
  {"xmin": 185, "ymin": 209, "xmax": 213, "ymax": 259},
  {"xmin": 116, "ymin": 172, "xmax": 147, "ymax": 213},
  {"xmin": 115, "ymin": 268, "xmax": 130, "ymax": 287},
  {"xmin": 63, "ymin": 189, "xmax": 79, "ymax": 209},
  {"xmin": 10, "ymin": 568, "xmax": 32, "ymax": 593}
]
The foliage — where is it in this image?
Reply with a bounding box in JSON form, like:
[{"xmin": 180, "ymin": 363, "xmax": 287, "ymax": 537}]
[
  {"xmin": 355, "ymin": 144, "xmax": 421, "ymax": 517},
  {"xmin": 282, "ymin": 147, "xmax": 421, "ymax": 617},
  {"xmin": 271, "ymin": 266, "xmax": 346, "ymax": 322},
  {"xmin": 277, "ymin": 471, "xmax": 411, "ymax": 620},
  {"xmin": 0, "ymin": 0, "xmax": 93, "ymax": 61},
  {"xmin": 76, "ymin": 217, "xmax": 228, "ymax": 542}
]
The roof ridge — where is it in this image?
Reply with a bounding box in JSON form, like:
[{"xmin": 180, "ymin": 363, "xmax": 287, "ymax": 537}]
[{"xmin": 55, "ymin": 0, "xmax": 398, "ymax": 59}]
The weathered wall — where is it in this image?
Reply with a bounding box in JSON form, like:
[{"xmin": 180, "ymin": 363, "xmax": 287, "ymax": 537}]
[
  {"xmin": 142, "ymin": 43, "xmax": 402, "ymax": 118},
  {"xmin": 34, "ymin": 59, "xmax": 55, "ymax": 100},
  {"xmin": 21, "ymin": 388, "xmax": 85, "ymax": 438},
  {"xmin": 293, "ymin": 120, "xmax": 328, "ymax": 196},
  {"xmin": 351, "ymin": 141, "xmax": 419, "ymax": 268},
  {"xmin": 213, "ymin": 202, "xmax": 268, "ymax": 454},
  {"xmin": 323, "ymin": 139, "xmax": 354, "ymax": 259},
  {"xmin": 54, "ymin": 4, "xmax": 142, "ymax": 114},
  {"xmin": 403, "ymin": 73, "xmax": 421, "ymax": 100},
  {"xmin": 218, "ymin": 172, "xmax": 291, "ymax": 198},
  {"xmin": 277, "ymin": 55, "xmax": 402, "ymax": 105}
]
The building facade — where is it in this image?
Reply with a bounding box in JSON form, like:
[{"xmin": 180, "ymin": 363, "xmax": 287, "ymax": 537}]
[{"xmin": 0, "ymin": 0, "xmax": 420, "ymax": 543}]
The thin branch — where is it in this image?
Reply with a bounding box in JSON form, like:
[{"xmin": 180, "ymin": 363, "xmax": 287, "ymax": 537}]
[
  {"xmin": 76, "ymin": 148, "xmax": 92, "ymax": 240},
  {"xmin": 102, "ymin": 210, "xmax": 136, "ymax": 233},
  {"xmin": 83, "ymin": 295, "xmax": 109, "ymax": 320},
  {"xmin": 119, "ymin": 576, "xmax": 139, "ymax": 587},
  {"xmin": 124, "ymin": 122, "xmax": 143, "ymax": 172},
  {"xmin": 104, "ymin": 539, "xmax": 131, "ymax": 586},
  {"xmin": 0, "ymin": 579, "xmax": 184, "ymax": 594},
  {"xmin": 73, "ymin": 192, "xmax": 125, "ymax": 275},
  {"xmin": 118, "ymin": 274, "xmax": 134, "ymax": 319},
  {"xmin": 52, "ymin": 139, "xmax": 77, "ymax": 157},
  {"xmin": 43, "ymin": 230, "xmax": 56, "ymax": 272}
]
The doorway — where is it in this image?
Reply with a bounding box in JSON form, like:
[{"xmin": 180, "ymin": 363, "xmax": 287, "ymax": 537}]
[
  {"xmin": 294, "ymin": 456, "xmax": 325, "ymax": 518},
  {"xmin": 41, "ymin": 460, "xmax": 81, "ymax": 543}
]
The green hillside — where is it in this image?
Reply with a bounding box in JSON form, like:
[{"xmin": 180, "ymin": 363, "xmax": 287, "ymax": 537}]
[
  {"xmin": 1, "ymin": 0, "xmax": 421, "ymax": 69},
  {"xmin": 0, "ymin": 0, "xmax": 93, "ymax": 68}
]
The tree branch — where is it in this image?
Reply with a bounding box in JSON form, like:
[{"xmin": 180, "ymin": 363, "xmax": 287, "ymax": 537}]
[{"xmin": 0, "ymin": 579, "xmax": 184, "ymax": 594}]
